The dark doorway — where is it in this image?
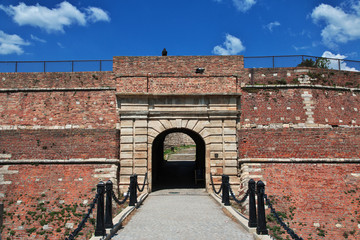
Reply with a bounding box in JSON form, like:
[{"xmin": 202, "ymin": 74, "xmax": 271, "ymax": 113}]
[{"xmin": 152, "ymin": 128, "xmax": 206, "ymax": 191}]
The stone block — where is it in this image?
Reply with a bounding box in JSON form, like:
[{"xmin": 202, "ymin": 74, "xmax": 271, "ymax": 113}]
[
  {"xmin": 134, "ymin": 167, "xmax": 147, "ymax": 175},
  {"xmin": 121, "ymin": 120, "xmax": 133, "ymax": 128},
  {"xmin": 121, "ymin": 128, "xmax": 133, "ymax": 135},
  {"xmin": 121, "ymin": 144, "xmax": 133, "ymax": 151},
  {"xmin": 134, "ymin": 159, "xmax": 147, "ymax": 167},
  {"xmin": 135, "ymin": 127, "xmax": 148, "ymax": 135},
  {"xmin": 120, "ymin": 160, "xmax": 133, "ymax": 167},
  {"xmin": 135, "ymin": 135, "xmax": 147, "ymax": 143},
  {"xmin": 134, "ymin": 120, "xmax": 148, "ymax": 127},
  {"xmin": 120, "ymin": 152, "xmax": 132, "ymax": 159},
  {"xmin": 120, "ymin": 167, "xmax": 134, "ymax": 175},
  {"xmin": 223, "ymin": 167, "xmax": 237, "ymax": 175},
  {"xmin": 135, "ymin": 143, "xmax": 148, "ymax": 151},
  {"xmin": 134, "ymin": 152, "xmax": 147, "ymax": 159},
  {"xmin": 120, "ymin": 136, "xmax": 133, "ymax": 143}
]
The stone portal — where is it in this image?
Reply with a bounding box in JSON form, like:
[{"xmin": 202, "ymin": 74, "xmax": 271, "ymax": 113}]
[{"xmin": 117, "ymin": 93, "xmax": 241, "ymax": 192}]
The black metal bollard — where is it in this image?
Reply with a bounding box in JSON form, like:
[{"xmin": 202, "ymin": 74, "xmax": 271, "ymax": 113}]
[
  {"xmin": 105, "ymin": 180, "xmax": 113, "ymax": 228},
  {"xmin": 95, "ymin": 181, "xmax": 106, "ymax": 236},
  {"xmin": 248, "ymin": 179, "xmax": 257, "ymax": 228},
  {"xmin": 129, "ymin": 174, "xmax": 138, "ymax": 206},
  {"xmin": 221, "ymin": 175, "xmax": 230, "ymax": 206},
  {"xmin": 256, "ymin": 180, "xmax": 268, "ymax": 235}
]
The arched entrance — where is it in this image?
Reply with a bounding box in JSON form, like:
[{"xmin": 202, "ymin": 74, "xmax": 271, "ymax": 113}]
[
  {"xmin": 117, "ymin": 93, "xmax": 241, "ymax": 193},
  {"xmin": 152, "ymin": 128, "xmax": 205, "ymax": 190}
]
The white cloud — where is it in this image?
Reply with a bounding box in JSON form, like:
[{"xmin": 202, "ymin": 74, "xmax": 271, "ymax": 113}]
[
  {"xmin": 30, "ymin": 34, "xmax": 46, "ymax": 43},
  {"xmin": 264, "ymin": 21, "xmax": 280, "ymax": 32},
  {"xmin": 213, "ymin": 34, "xmax": 245, "ymax": 55},
  {"xmin": 322, "ymin": 51, "xmax": 358, "ymax": 72},
  {"xmin": 311, "ymin": 2, "xmax": 360, "ymax": 48},
  {"xmin": 57, "ymin": 42, "xmax": 65, "ymax": 49},
  {"xmin": 86, "ymin": 7, "xmax": 110, "ymax": 23},
  {"xmin": 232, "ymin": 0, "xmax": 256, "ymax": 12},
  {"xmin": 0, "ymin": 1, "xmax": 110, "ymax": 33},
  {"xmin": 0, "ymin": 30, "xmax": 29, "ymax": 55},
  {"xmin": 292, "ymin": 45, "xmax": 310, "ymax": 51}
]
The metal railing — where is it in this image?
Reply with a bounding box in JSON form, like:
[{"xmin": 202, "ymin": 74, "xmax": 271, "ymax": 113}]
[
  {"xmin": 210, "ymin": 173, "xmax": 303, "ymax": 240},
  {"xmin": 0, "ymin": 60, "xmax": 112, "ymax": 73},
  {"xmin": 0, "ymin": 55, "xmax": 359, "ymax": 73},
  {"xmin": 244, "ymin": 55, "xmax": 360, "ymax": 72}
]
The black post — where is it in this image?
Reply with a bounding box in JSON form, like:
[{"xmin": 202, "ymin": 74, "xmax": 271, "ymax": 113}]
[
  {"xmin": 248, "ymin": 179, "xmax": 257, "ymax": 228},
  {"xmin": 105, "ymin": 180, "xmax": 113, "ymax": 228},
  {"xmin": 95, "ymin": 181, "xmax": 106, "ymax": 236},
  {"xmin": 0, "ymin": 203, "xmax": 3, "ymax": 229},
  {"xmin": 129, "ymin": 174, "xmax": 138, "ymax": 206},
  {"xmin": 221, "ymin": 175, "xmax": 230, "ymax": 206},
  {"xmin": 256, "ymin": 180, "xmax": 268, "ymax": 235},
  {"xmin": 272, "ymin": 56, "xmax": 275, "ymax": 69}
]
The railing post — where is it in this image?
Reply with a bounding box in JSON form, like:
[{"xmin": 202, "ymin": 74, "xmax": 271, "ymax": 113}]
[
  {"xmin": 100, "ymin": 60, "xmax": 102, "ymax": 72},
  {"xmin": 272, "ymin": 56, "xmax": 275, "ymax": 69},
  {"xmin": 72, "ymin": 61, "xmax": 74, "ymax": 72},
  {"xmin": 105, "ymin": 180, "xmax": 113, "ymax": 228},
  {"xmin": 248, "ymin": 179, "xmax": 257, "ymax": 228},
  {"xmin": 338, "ymin": 59, "xmax": 341, "ymax": 71},
  {"xmin": 44, "ymin": 61, "xmax": 46, "ymax": 73},
  {"xmin": 256, "ymin": 180, "xmax": 268, "ymax": 235},
  {"xmin": 15, "ymin": 62, "xmax": 18, "ymax": 73},
  {"xmin": 95, "ymin": 181, "xmax": 106, "ymax": 236},
  {"xmin": 129, "ymin": 174, "xmax": 138, "ymax": 206},
  {"xmin": 221, "ymin": 175, "xmax": 230, "ymax": 206}
]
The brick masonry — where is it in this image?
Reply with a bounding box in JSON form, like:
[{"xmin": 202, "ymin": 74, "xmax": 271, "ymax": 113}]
[{"xmin": 0, "ymin": 55, "xmax": 359, "ymax": 239}]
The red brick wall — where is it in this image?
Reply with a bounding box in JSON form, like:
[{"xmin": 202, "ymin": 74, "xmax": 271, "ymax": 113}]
[
  {"xmin": 0, "ymin": 91, "xmax": 117, "ymax": 128},
  {"xmin": 0, "ymin": 129, "xmax": 119, "ymax": 160},
  {"xmin": 239, "ymin": 128, "xmax": 360, "ymax": 158},
  {"xmin": 0, "ymin": 164, "xmax": 122, "ymax": 240},
  {"xmin": 240, "ymin": 89, "xmax": 307, "ymax": 125},
  {"xmin": 113, "ymin": 55, "xmax": 244, "ymax": 76},
  {"xmin": 262, "ymin": 163, "xmax": 360, "ymax": 240},
  {"xmin": 0, "ymin": 72, "xmax": 114, "ymax": 89},
  {"xmin": 312, "ymin": 89, "xmax": 360, "ymax": 125},
  {"xmin": 243, "ymin": 67, "xmax": 360, "ymax": 87},
  {"xmin": 116, "ymin": 76, "xmax": 239, "ymax": 94}
]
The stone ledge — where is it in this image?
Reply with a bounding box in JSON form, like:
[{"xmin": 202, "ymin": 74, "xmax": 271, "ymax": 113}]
[
  {"xmin": 239, "ymin": 158, "xmax": 360, "ymax": 164},
  {"xmin": 0, "ymin": 158, "xmax": 120, "ymax": 165},
  {"xmin": 0, "ymin": 87, "xmax": 116, "ymax": 92},
  {"xmin": 116, "ymin": 92, "xmax": 242, "ymax": 96},
  {"xmin": 240, "ymin": 123, "xmax": 360, "ymax": 129},
  {"xmin": 243, "ymin": 84, "xmax": 360, "ymax": 92}
]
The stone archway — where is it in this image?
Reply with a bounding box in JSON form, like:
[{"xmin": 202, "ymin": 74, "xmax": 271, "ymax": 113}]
[
  {"xmin": 151, "ymin": 128, "xmax": 206, "ymax": 190},
  {"xmin": 117, "ymin": 93, "xmax": 241, "ymax": 193}
]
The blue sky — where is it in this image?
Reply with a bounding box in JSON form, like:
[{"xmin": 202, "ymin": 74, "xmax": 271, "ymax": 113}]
[{"xmin": 0, "ymin": 0, "xmax": 360, "ymax": 64}]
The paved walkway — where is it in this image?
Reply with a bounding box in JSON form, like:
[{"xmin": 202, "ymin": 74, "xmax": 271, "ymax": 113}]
[{"xmin": 111, "ymin": 189, "xmax": 254, "ymax": 240}]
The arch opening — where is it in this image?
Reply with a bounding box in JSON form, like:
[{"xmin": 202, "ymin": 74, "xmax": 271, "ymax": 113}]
[{"xmin": 151, "ymin": 128, "xmax": 206, "ymax": 191}]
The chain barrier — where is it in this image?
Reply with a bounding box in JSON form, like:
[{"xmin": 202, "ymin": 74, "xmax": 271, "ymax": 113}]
[
  {"xmin": 65, "ymin": 193, "xmax": 99, "ymax": 240},
  {"xmin": 228, "ymin": 183, "xmax": 249, "ymax": 204},
  {"xmin": 210, "ymin": 173, "xmax": 222, "ymax": 195},
  {"xmin": 264, "ymin": 194, "xmax": 303, "ymax": 240},
  {"xmin": 112, "ymin": 188, "xmax": 130, "ymax": 205},
  {"xmin": 137, "ymin": 173, "xmax": 148, "ymax": 192}
]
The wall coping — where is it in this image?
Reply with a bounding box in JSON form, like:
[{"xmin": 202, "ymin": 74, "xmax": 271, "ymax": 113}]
[
  {"xmin": 0, "ymin": 87, "xmax": 116, "ymax": 92},
  {"xmin": 242, "ymin": 84, "xmax": 360, "ymax": 92}
]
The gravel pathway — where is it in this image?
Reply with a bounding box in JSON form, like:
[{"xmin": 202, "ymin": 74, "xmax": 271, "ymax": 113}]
[{"xmin": 111, "ymin": 189, "xmax": 254, "ymax": 240}]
